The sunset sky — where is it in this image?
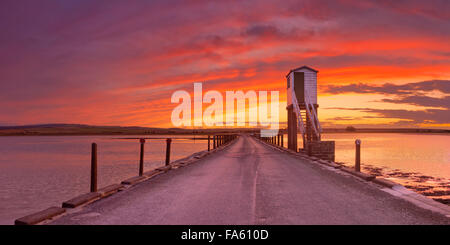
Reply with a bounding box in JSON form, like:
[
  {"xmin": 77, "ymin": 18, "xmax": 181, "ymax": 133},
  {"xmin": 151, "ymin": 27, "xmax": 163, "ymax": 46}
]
[{"xmin": 0, "ymin": 0, "xmax": 449, "ymax": 129}]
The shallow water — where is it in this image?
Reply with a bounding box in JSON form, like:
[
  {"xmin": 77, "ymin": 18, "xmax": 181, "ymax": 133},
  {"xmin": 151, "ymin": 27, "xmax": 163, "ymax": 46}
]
[
  {"xmin": 0, "ymin": 135, "xmax": 208, "ymax": 224},
  {"xmin": 292, "ymin": 133, "xmax": 450, "ymax": 205}
]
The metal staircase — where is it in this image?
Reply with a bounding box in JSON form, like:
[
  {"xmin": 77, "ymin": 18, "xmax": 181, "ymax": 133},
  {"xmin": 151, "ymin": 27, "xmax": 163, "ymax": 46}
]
[{"xmin": 291, "ymin": 88, "xmax": 321, "ymax": 142}]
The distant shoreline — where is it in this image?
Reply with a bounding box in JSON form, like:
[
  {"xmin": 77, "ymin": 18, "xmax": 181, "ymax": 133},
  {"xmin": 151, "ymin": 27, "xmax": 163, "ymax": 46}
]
[{"xmin": 0, "ymin": 124, "xmax": 448, "ymax": 136}]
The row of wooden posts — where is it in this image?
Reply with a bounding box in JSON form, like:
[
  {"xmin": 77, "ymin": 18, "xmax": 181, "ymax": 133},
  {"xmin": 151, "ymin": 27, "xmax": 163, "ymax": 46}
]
[
  {"xmin": 256, "ymin": 134, "xmax": 285, "ymax": 148},
  {"xmin": 256, "ymin": 134, "xmax": 362, "ymax": 173},
  {"xmin": 89, "ymin": 135, "xmax": 237, "ymax": 193},
  {"xmin": 208, "ymin": 134, "xmax": 238, "ymax": 151}
]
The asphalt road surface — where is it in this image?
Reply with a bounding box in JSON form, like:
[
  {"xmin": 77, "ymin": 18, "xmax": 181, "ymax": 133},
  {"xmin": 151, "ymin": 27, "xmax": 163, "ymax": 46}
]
[{"xmin": 51, "ymin": 135, "xmax": 449, "ymax": 225}]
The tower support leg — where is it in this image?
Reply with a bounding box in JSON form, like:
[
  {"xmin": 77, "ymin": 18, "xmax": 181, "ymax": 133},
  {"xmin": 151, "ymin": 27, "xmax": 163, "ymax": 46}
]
[{"xmin": 287, "ymin": 105, "xmax": 297, "ymax": 152}]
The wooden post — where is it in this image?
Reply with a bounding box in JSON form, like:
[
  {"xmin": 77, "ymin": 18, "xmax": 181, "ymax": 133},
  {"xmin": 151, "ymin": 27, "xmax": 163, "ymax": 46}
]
[
  {"xmin": 165, "ymin": 138, "xmax": 172, "ymax": 166},
  {"xmin": 139, "ymin": 138, "xmax": 145, "ymax": 176},
  {"xmin": 208, "ymin": 135, "xmax": 210, "ymax": 151},
  {"xmin": 287, "ymin": 105, "xmax": 297, "ymax": 151},
  {"xmin": 281, "ymin": 134, "xmax": 284, "ymax": 148},
  {"xmin": 90, "ymin": 143, "xmax": 97, "ymax": 192},
  {"xmin": 355, "ymin": 139, "xmax": 361, "ymax": 172},
  {"xmin": 213, "ymin": 135, "xmax": 216, "ymax": 149}
]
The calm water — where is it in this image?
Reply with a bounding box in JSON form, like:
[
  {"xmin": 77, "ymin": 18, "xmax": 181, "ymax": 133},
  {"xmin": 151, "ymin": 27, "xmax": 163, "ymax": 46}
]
[
  {"xmin": 289, "ymin": 133, "xmax": 450, "ymax": 204},
  {"xmin": 322, "ymin": 133, "xmax": 450, "ymax": 180},
  {"xmin": 0, "ymin": 134, "xmax": 449, "ymax": 224},
  {"xmin": 0, "ymin": 135, "xmax": 208, "ymax": 224}
]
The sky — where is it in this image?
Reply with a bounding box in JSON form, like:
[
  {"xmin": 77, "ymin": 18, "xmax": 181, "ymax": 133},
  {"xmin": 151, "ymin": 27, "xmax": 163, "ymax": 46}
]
[{"xmin": 0, "ymin": 0, "xmax": 449, "ymax": 129}]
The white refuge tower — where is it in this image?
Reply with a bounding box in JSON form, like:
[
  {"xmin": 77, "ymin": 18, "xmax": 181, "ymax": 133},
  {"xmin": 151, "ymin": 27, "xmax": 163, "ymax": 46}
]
[{"xmin": 286, "ymin": 66, "xmax": 334, "ymax": 160}]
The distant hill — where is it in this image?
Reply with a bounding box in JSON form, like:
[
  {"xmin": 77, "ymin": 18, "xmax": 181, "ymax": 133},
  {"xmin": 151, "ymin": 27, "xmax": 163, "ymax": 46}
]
[
  {"xmin": 0, "ymin": 124, "xmax": 448, "ymax": 136},
  {"xmin": 0, "ymin": 124, "xmax": 260, "ymax": 136},
  {"xmin": 0, "ymin": 124, "xmax": 101, "ymax": 130}
]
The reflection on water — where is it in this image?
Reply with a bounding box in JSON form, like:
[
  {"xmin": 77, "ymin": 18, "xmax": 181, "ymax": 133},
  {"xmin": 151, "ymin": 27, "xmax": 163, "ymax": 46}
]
[
  {"xmin": 293, "ymin": 133, "xmax": 450, "ymax": 205},
  {"xmin": 0, "ymin": 135, "xmax": 207, "ymax": 224}
]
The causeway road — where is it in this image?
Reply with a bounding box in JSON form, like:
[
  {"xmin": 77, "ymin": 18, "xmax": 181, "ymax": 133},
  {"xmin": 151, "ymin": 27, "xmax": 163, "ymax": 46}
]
[{"xmin": 50, "ymin": 135, "xmax": 449, "ymax": 225}]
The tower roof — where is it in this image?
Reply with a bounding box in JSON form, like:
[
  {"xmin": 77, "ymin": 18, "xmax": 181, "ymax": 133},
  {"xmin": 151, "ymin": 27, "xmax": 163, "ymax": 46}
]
[{"xmin": 286, "ymin": 65, "xmax": 318, "ymax": 77}]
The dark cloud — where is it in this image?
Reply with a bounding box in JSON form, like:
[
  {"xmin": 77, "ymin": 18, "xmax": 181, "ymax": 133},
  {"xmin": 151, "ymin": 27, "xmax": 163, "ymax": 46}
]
[
  {"xmin": 325, "ymin": 116, "xmax": 357, "ymax": 121},
  {"xmin": 245, "ymin": 25, "xmax": 281, "ymax": 37},
  {"xmin": 323, "ymin": 80, "xmax": 450, "ymax": 111},
  {"xmin": 323, "ymin": 80, "xmax": 450, "ymax": 95},
  {"xmin": 381, "ymin": 96, "xmax": 450, "ymax": 108},
  {"xmin": 327, "ymin": 107, "xmax": 450, "ymax": 124},
  {"xmin": 323, "ymin": 80, "xmax": 450, "ymax": 126},
  {"xmin": 242, "ymin": 24, "xmax": 315, "ymax": 42},
  {"xmin": 304, "ymin": 55, "xmax": 449, "ymax": 68},
  {"xmin": 375, "ymin": 0, "xmax": 450, "ymax": 20}
]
